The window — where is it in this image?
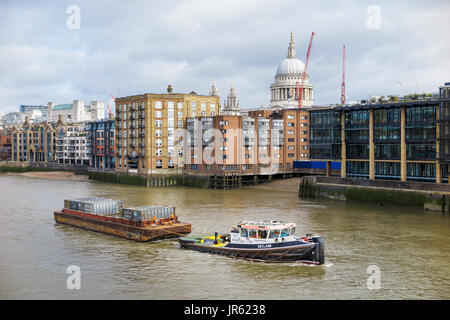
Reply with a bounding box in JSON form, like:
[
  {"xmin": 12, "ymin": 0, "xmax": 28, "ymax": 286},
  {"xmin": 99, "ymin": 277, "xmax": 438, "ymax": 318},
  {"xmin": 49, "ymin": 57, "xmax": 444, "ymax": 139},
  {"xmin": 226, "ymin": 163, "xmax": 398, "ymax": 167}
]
[
  {"xmin": 177, "ymin": 102, "xmax": 183, "ymax": 110},
  {"xmin": 177, "ymin": 120, "xmax": 183, "ymax": 127},
  {"xmin": 155, "ymin": 111, "xmax": 162, "ymax": 118},
  {"xmin": 155, "ymin": 101, "xmax": 162, "ymax": 109},
  {"xmin": 249, "ymin": 230, "xmax": 257, "ymax": 238},
  {"xmin": 155, "ymin": 120, "xmax": 162, "ymax": 127},
  {"xmin": 288, "ymin": 115, "xmax": 295, "ymax": 119},
  {"xmin": 281, "ymin": 229, "xmax": 290, "ymax": 238},
  {"xmin": 155, "ymin": 129, "xmax": 162, "ymax": 137},
  {"xmin": 201, "ymin": 103, "xmax": 206, "ymax": 111},
  {"xmin": 156, "ymin": 149, "xmax": 162, "ymax": 156},
  {"xmin": 258, "ymin": 230, "xmax": 268, "ymax": 239},
  {"xmin": 177, "ymin": 111, "xmax": 183, "ymax": 118},
  {"xmin": 156, "ymin": 139, "xmax": 162, "ymax": 147},
  {"xmin": 269, "ymin": 230, "xmax": 280, "ymax": 238},
  {"xmin": 240, "ymin": 228, "xmax": 248, "ymax": 237}
]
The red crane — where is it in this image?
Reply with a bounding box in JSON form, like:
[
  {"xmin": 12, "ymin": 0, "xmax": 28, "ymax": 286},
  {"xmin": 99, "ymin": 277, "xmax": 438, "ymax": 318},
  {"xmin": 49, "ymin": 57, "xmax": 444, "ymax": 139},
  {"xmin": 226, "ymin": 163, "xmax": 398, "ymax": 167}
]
[
  {"xmin": 297, "ymin": 32, "xmax": 315, "ymax": 108},
  {"xmin": 341, "ymin": 45, "xmax": 346, "ymax": 105},
  {"xmin": 106, "ymin": 86, "xmax": 121, "ymax": 117}
]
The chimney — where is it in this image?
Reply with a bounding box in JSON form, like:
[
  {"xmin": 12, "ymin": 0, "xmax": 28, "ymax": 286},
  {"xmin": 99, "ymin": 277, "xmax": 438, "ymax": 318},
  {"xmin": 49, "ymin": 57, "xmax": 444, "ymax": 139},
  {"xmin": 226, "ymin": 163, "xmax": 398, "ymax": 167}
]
[{"xmin": 167, "ymin": 84, "xmax": 173, "ymax": 93}]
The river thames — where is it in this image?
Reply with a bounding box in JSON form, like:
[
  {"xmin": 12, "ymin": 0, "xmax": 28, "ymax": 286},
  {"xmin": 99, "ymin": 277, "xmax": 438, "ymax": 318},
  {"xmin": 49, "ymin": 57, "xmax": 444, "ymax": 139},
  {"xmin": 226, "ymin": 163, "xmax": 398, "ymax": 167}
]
[{"xmin": 0, "ymin": 174, "xmax": 449, "ymax": 299}]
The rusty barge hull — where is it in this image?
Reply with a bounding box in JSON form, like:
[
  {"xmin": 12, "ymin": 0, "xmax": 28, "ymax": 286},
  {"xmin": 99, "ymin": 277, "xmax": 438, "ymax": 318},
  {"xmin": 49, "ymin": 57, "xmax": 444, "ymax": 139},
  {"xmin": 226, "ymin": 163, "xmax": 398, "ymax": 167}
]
[{"xmin": 54, "ymin": 210, "xmax": 191, "ymax": 242}]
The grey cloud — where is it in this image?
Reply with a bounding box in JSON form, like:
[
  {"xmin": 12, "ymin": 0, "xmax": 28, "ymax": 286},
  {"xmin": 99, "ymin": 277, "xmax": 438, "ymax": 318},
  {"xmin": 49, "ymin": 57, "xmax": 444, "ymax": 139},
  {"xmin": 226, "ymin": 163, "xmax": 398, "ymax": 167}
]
[{"xmin": 0, "ymin": 0, "xmax": 449, "ymax": 112}]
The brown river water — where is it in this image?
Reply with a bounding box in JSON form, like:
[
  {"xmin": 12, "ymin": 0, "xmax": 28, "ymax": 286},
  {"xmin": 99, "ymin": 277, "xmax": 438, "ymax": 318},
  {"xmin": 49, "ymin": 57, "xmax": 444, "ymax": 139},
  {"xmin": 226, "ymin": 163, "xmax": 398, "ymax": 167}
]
[{"xmin": 0, "ymin": 174, "xmax": 449, "ymax": 299}]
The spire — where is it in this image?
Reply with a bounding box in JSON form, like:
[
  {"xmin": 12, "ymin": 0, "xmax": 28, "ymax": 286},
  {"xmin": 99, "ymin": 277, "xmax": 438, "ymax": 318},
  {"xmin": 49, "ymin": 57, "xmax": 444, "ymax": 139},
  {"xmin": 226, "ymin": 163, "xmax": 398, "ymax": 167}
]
[
  {"xmin": 209, "ymin": 79, "xmax": 219, "ymax": 97},
  {"xmin": 287, "ymin": 32, "xmax": 296, "ymax": 58},
  {"xmin": 223, "ymin": 83, "xmax": 240, "ymax": 113}
]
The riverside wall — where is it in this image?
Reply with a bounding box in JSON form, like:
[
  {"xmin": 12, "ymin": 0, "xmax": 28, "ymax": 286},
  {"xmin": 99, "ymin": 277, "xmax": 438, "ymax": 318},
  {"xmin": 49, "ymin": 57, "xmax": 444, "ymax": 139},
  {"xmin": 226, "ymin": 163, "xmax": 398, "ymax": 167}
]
[{"xmin": 299, "ymin": 176, "xmax": 450, "ymax": 212}]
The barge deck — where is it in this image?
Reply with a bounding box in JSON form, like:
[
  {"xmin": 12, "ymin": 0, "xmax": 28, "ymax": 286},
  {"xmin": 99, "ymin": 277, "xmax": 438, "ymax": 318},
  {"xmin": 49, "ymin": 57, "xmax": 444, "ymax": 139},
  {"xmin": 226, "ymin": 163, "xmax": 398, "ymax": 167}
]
[{"xmin": 54, "ymin": 210, "xmax": 191, "ymax": 242}]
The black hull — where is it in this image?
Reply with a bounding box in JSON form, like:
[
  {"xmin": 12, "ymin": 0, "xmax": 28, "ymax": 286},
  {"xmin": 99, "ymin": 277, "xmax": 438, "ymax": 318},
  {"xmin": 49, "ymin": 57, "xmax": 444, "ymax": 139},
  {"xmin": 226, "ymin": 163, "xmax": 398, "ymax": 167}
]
[{"xmin": 179, "ymin": 239, "xmax": 324, "ymax": 264}]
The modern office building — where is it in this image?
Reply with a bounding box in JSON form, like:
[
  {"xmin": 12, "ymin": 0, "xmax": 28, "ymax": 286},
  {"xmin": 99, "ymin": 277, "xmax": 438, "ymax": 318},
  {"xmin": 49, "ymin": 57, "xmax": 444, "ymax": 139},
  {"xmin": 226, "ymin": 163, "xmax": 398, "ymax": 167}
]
[
  {"xmin": 47, "ymin": 100, "xmax": 105, "ymax": 123},
  {"xmin": 86, "ymin": 118, "xmax": 115, "ymax": 169},
  {"xmin": 309, "ymin": 85, "xmax": 449, "ymax": 183},
  {"xmin": 438, "ymin": 82, "xmax": 450, "ymax": 179},
  {"xmin": 20, "ymin": 105, "xmax": 48, "ymax": 120},
  {"xmin": 114, "ymin": 85, "xmax": 221, "ymax": 177},
  {"xmin": 54, "ymin": 122, "xmax": 90, "ymax": 166}
]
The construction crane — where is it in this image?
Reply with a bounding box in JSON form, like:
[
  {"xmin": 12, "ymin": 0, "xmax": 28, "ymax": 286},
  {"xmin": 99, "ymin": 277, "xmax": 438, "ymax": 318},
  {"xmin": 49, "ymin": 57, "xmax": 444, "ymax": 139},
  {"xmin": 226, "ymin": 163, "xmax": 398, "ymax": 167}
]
[
  {"xmin": 341, "ymin": 45, "xmax": 346, "ymax": 105},
  {"xmin": 106, "ymin": 104, "xmax": 113, "ymax": 117},
  {"xmin": 106, "ymin": 86, "xmax": 121, "ymax": 117},
  {"xmin": 297, "ymin": 32, "xmax": 315, "ymax": 108}
]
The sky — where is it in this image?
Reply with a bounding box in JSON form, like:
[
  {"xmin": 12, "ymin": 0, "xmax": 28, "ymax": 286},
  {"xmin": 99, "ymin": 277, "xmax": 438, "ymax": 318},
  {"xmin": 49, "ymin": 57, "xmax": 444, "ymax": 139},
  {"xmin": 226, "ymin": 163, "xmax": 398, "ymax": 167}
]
[{"xmin": 0, "ymin": 0, "xmax": 449, "ymax": 113}]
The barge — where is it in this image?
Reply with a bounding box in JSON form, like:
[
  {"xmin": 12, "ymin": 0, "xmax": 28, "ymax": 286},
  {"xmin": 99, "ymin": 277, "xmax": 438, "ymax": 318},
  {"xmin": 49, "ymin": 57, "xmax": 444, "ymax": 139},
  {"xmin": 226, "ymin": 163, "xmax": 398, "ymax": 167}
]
[
  {"xmin": 54, "ymin": 197, "xmax": 191, "ymax": 242},
  {"xmin": 179, "ymin": 220, "xmax": 325, "ymax": 264}
]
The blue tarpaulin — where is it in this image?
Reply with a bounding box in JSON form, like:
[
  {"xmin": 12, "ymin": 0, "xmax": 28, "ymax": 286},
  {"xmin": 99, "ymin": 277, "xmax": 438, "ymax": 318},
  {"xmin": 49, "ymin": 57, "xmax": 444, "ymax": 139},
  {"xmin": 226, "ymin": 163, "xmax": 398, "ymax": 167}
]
[{"xmin": 293, "ymin": 160, "xmax": 341, "ymax": 170}]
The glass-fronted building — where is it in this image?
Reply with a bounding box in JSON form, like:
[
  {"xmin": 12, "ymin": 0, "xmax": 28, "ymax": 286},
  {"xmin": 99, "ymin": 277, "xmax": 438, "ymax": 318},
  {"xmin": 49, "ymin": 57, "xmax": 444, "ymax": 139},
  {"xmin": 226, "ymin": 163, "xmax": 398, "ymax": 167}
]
[
  {"xmin": 309, "ymin": 86, "xmax": 448, "ymax": 183},
  {"xmin": 309, "ymin": 108, "xmax": 341, "ymax": 160}
]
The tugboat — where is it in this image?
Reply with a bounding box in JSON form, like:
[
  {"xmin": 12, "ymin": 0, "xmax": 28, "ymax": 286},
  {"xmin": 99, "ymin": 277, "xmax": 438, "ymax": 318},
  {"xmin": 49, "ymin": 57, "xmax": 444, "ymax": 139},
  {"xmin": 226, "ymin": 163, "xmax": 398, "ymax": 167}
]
[{"xmin": 179, "ymin": 220, "xmax": 325, "ymax": 264}]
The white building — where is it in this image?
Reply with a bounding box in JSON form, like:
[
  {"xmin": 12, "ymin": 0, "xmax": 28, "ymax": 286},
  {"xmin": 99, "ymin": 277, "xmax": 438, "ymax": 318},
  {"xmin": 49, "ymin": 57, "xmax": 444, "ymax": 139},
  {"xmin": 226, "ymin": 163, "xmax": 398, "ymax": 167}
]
[
  {"xmin": 55, "ymin": 122, "xmax": 90, "ymax": 165},
  {"xmin": 47, "ymin": 100, "xmax": 105, "ymax": 123},
  {"xmin": 221, "ymin": 83, "xmax": 240, "ymax": 115},
  {"xmin": 270, "ymin": 33, "xmax": 314, "ymax": 108}
]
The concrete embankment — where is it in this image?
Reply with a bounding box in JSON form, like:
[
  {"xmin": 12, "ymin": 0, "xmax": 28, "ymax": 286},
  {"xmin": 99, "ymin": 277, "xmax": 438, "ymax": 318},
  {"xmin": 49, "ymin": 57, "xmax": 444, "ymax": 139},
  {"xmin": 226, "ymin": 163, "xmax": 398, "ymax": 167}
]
[{"xmin": 299, "ymin": 176, "xmax": 450, "ymax": 212}]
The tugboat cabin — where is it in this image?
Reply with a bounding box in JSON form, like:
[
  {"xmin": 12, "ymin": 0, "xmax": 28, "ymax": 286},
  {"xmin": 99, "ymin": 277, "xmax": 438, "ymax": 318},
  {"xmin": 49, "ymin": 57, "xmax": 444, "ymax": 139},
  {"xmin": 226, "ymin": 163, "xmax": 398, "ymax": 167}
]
[{"xmin": 232, "ymin": 220, "xmax": 297, "ymax": 243}]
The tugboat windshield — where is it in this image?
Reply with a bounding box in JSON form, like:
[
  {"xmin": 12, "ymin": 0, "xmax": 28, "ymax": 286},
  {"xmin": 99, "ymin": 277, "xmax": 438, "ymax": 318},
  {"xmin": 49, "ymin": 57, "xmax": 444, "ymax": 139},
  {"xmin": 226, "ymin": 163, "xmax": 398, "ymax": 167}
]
[
  {"xmin": 258, "ymin": 230, "xmax": 268, "ymax": 239},
  {"xmin": 281, "ymin": 228, "xmax": 290, "ymax": 238},
  {"xmin": 240, "ymin": 228, "xmax": 248, "ymax": 237},
  {"xmin": 249, "ymin": 230, "xmax": 257, "ymax": 238},
  {"xmin": 269, "ymin": 229, "xmax": 280, "ymax": 238}
]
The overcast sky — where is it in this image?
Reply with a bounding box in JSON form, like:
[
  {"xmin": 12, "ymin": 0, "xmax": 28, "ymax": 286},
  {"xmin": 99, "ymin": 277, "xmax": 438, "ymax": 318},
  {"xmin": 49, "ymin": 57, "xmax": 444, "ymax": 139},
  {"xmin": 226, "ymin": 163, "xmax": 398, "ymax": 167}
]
[{"xmin": 0, "ymin": 0, "xmax": 449, "ymax": 113}]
